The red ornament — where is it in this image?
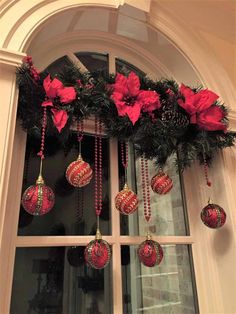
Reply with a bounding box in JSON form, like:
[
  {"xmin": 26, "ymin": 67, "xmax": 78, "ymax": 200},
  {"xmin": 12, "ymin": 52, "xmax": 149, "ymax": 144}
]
[
  {"xmin": 85, "ymin": 231, "xmax": 111, "ymax": 269},
  {"xmin": 21, "ymin": 175, "xmax": 55, "ymax": 216},
  {"xmin": 151, "ymin": 171, "xmax": 173, "ymax": 195},
  {"xmin": 201, "ymin": 202, "xmax": 226, "ymax": 229},
  {"xmin": 66, "ymin": 155, "xmax": 93, "ymax": 187},
  {"xmin": 115, "ymin": 184, "xmax": 139, "ymax": 215},
  {"xmin": 138, "ymin": 235, "xmax": 163, "ymax": 267}
]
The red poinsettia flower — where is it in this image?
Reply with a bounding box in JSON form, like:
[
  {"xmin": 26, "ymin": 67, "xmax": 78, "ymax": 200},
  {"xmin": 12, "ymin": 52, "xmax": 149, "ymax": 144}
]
[
  {"xmin": 178, "ymin": 84, "xmax": 226, "ymax": 131},
  {"xmin": 42, "ymin": 75, "xmax": 76, "ymax": 132},
  {"xmin": 111, "ymin": 72, "xmax": 160, "ymax": 125}
]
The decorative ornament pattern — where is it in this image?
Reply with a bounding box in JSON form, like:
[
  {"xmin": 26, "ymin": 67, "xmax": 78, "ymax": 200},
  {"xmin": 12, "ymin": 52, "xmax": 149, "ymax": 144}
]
[
  {"xmin": 151, "ymin": 170, "xmax": 173, "ymax": 195},
  {"xmin": 115, "ymin": 183, "xmax": 139, "ymax": 215},
  {"xmin": 66, "ymin": 156, "xmax": 93, "ymax": 187},
  {"xmin": 84, "ymin": 231, "xmax": 111, "ymax": 269},
  {"xmin": 85, "ymin": 118, "xmax": 111, "ymax": 269},
  {"xmin": 66, "ymin": 120, "xmax": 93, "ymax": 187},
  {"xmin": 21, "ymin": 175, "xmax": 55, "ymax": 216},
  {"xmin": 201, "ymin": 201, "xmax": 226, "ymax": 229},
  {"xmin": 138, "ymin": 233, "xmax": 163, "ymax": 267},
  {"xmin": 21, "ymin": 106, "xmax": 55, "ymax": 215}
]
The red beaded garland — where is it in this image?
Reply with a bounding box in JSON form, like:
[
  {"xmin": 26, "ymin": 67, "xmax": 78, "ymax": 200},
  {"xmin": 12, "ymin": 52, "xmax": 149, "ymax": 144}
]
[
  {"xmin": 201, "ymin": 202, "xmax": 226, "ymax": 229},
  {"xmin": 84, "ymin": 239, "xmax": 111, "ymax": 269},
  {"xmin": 66, "ymin": 157, "xmax": 93, "ymax": 187},
  {"xmin": 22, "ymin": 106, "xmax": 55, "ymax": 215},
  {"xmin": 85, "ymin": 119, "xmax": 111, "ymax": 269},
  {"xmin": 141, "ymin": 157, "xmax": 152, "ymax": 222},
  {"xmin": 138, "ymin": 238, "xmax": 163, "ymax": 267},
  {"xmin": 21, "ymin": 177, "xmax": 55, "ymax": 216},
  {"xmin": 115, "ymin": 184, "xmax": 139, "ymax": 215},
  {"xmin": 151, "ymin": 171, "xmax": 173, "ymax": 195}
]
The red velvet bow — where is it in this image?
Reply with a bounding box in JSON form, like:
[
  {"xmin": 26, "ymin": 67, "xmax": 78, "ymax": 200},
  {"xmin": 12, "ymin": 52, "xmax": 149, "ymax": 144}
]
[
  {"xmin": 42, "ymin": 75, "xmax": 76, "ymax": 132},
  {"xmin": 110, "ymin": 72, "xmax": 161, "ymax": 125},
  {"xmin": 178, "ymin": 84, "xmax": 226, "ymax": 131}
]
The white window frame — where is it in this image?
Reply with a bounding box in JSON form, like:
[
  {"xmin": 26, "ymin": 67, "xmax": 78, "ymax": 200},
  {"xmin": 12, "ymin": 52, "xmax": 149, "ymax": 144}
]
[{"xmin": 2, "ymin": 52, "xmax": 195, "ymax": 314}]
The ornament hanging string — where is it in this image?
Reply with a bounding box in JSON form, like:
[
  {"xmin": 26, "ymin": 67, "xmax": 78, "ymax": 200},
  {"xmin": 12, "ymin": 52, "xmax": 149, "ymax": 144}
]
[
  {"xmin": 94, "ymin": 118, "xmax": 103, "ymax": 231},
  {"xmin": 37, "ymin": 106, "xmax": 47, "ymax": 178},
  {"xmin": 121, "ymin": 142, "xmax": 128, "ymax": 184},
  {"xmin": 203, "ymin": 152, "xmax": 212, "ymax": 187},
  {"xmin": 141, "ymin": 156, "xmax": 151, "ymax": 223},
  {"xmin": 77, "ymin": 119, "xmax": 84, "ymax": 156}
]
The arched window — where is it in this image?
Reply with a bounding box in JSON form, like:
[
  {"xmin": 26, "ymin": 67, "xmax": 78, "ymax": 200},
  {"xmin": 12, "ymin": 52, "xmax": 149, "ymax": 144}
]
[{"xmin": 10, "ymin": 52, "xmax": 199, "ymax": 313}]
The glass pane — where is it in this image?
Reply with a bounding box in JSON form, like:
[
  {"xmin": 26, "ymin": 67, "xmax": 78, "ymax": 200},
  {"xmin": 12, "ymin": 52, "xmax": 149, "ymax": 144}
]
[
  {"xmin": 75, "ymin": 52, "xmax": 108, "ymax": 73},
  {"xmin": 11, "ymin": 247, "xmax": 112, "ymax": 314},
  {"xmin": 46, "ymin": 56, "xmax": 72, "ymax": 75},
  {"xmin": 18, "ymin": 134, "xmax": 111, "ymax": 236},
  {"xmin": 120, "ymin": 147, "xmax": 188, "ymax": 236},
  {"xmin": 122, "ymin": 245, "xmax": 198, "ymax": 314},
  {"xmin": 115, "ymin": 58, "xmax": 145, "ymax": 76}
]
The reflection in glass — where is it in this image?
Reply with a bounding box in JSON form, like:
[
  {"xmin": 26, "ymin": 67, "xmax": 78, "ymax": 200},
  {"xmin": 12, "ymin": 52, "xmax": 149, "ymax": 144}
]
[
  {"xmin": 122, "ymin": 245, "xmax": 198, "ymax": 314},
  {"xmin": 18, "ymin": 134, "xmax": 111, "ymax": 236},
  {"xmin": 75, "ymin": 52, "xmax": 108, "ymax": 74},
  {"xmin": 120, "ymin": 147, "xmax": 188, "ymax": 236},
  {"xmin": 11, "ymin": 247, "xmax": 112, "ymax": 314}
]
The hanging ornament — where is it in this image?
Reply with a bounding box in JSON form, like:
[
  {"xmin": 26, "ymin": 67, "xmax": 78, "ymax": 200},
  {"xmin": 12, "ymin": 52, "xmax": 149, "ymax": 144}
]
[
  {"xmin": 21, "ymin": 108, "xmax": 55, "ymax": 215},
  {"xmin": 200, "ymin": 153, "xmax": 226, "ymax": 228},
  {"xmin": 138, "ymin": 232, "xmax": 163, "ymax": 267},
  {"xmin": 85, "ymin": 229, "xmax": 111, "ymax": 269},
  {"xmin": 201, "ymin": 200, "xmax": 226, "ymax": 229},
  {"xmin": 85, "ymin": 119, "xmax": 111, "ymax": 269},
  {"xmin": 66, "ymin": 120, "xmax": 93, "ymax": 187},
  {"xmin": 115, "ymin": 142, "xmax": 138, "ymax": 215},
  {"xmin": 138, "ymin": 157, "xmax": 164, "ymax": 267},
  {"xmin": 151, "ymin": 169, "xmax": 173, "ymax": 195}
]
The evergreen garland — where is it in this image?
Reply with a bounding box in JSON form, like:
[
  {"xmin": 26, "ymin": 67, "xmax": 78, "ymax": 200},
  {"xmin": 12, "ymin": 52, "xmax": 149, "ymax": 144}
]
[{"xmin": 16, "ymin": 57, "xmax": 236, "ymax": 170}]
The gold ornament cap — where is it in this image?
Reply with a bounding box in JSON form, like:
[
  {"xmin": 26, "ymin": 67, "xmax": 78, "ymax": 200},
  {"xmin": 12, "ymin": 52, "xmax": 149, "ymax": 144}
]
[
  {"xmin": 95, "ymin": 228, "xmax": 102, "ymax": 240},
  {"xmin": 146, "ymin": 231, "xmax": 152, "ymax": 240},
  {"xmin": 36, "ymin": 174, "xmax": 44, "ymax": 185}
]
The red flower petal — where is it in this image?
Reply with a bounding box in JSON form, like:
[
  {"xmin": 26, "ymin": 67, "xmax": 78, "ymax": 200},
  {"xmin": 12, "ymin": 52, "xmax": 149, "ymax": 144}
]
[
  {"xmin": 180, "ymin": 84, "xmax": 194, "ymax": 98},
  {"xmin": 58, "ymin": 87, "xmax": 76, "ymax": 104},
  {"xmin": 125, "ymin": 103, "xmax": 141, "ymax": 125},
  {"xmin": 138, "ymin": 91, "xmax": 161, "ymax": 112},
  {"xmin": 197, "ymin": 106, "xmax": 226, "ymax": 131},
  {"xmin": 43, "ymin": 75, "xmax": 63, "ymax": 99},
  {"xmin": 111, "ymin": 91, "xmax": 125, "ymax": 103},
  {"xmin": 42, "ymin": 100, "xmax": 53, "ymax": 107},
  {"xmin": 127, "ymin": 72, "xmax": 140, "ymax": 97},
  {"xmin": 112, "ymin": 73, "xmax": 129, "ymax": 94},
  {"xmin": 196, "ymin": 89, "xmax": 219, "ymax": 112},
  {"xmin": 51, "ymin": 109, "xmax": 68, "ymax": 132}
]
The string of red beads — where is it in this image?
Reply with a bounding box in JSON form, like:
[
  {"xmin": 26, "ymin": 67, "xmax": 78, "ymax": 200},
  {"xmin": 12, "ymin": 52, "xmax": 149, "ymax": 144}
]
[
  {"xmin": 77, "ymin": 119, "xmax": 84, "ymax": 142},
  {"xmin": 203, "ymin": 154, "xmax": 212, "ymax": 187},
  {"xmin": 94, "ymin": 118, "xmax": 103, "ymax": 217},
  {"xmin": 37, "ymin": 107, "xmax": 47, "ymax": 159},
  {"xmin": 141, "ymin": 156, "xmax": 151, "ymax": 222},
  {"xmin": 121, "ymin": 142, "xmax": 128, "ymax": 169}
]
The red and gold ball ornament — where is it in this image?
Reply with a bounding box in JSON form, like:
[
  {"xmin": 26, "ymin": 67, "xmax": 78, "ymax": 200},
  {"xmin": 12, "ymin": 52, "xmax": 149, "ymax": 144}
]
[
  {"xmin": 66, "ymin": 154, "xmax": 93, "ymax": 187},
  {"xmin": 138, "ymin": 233, "xmax": 163, "ymax": 267},
  {"xmin": 21, "ymin": 174, "xmax": 55, "ymax": 216},
  {"xmin": 115, "ymin": 183, "xmax": 139, "ymax": 215},
  {"xmin": 201, "ymin": 201, "xmax": 226, "ymax": 229},
  {"xmin": 84, "ymin": 230, "xmax": 111, "ymax": 269},
  {"xmin": 151, "ymin": 171, "xmax": 173, "ymax": 195}
]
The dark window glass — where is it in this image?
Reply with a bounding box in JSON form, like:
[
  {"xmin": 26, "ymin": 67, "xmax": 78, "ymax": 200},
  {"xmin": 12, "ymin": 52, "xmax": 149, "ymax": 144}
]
[
  {"xmin": 18, "ymin": 134, "xmax": 111, "ymax": 236},
  {"xmin": 75, "ymin": 52, "xmax": 108, "ymax": 73},
  {"xmin": 11, "ymin": 247, "xmax": 112, "ymax": 314}
]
